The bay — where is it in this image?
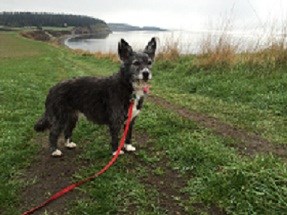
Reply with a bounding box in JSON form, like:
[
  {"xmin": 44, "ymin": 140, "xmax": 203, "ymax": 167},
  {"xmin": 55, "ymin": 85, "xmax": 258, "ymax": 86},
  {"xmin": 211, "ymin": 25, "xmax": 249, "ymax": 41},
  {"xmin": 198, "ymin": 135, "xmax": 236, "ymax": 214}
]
[{"xmin": 64, "ymin": 29, "xmax": 270, "ymax": 54}]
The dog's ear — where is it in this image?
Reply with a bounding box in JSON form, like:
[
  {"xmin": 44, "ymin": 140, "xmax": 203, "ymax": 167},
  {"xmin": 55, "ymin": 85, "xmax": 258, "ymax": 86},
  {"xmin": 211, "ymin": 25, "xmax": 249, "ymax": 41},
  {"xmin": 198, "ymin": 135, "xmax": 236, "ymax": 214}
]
[
  {"xmin": 144, "ymin": 37, "xmax": 157, "ymax": 60},
  {"xmin": 118, "ymin": 39, "xmax": 133, "ymax": 62}
]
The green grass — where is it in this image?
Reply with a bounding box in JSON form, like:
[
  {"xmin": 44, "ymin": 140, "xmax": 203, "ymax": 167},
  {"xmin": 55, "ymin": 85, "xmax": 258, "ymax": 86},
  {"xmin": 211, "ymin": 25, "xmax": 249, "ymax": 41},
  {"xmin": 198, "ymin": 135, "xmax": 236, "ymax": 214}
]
[
  {"xmin": 139, "ymin": 103, "xmax": 287, "ymax": 214},
  {"xmin": 152, "ymin": 58, "xmax": 287, "ymax": 144},
  {"xmin": 1, "ymin": 32, "xmax": 287, "ymax": 214},
  {"xmin": 0, "ymin": 33, "xmax": 85, "ymax": 214},
  {"xmin": 68, "ymin": 122, "xmax": 164, "ymax": 215},
  {"xmin": 0, "ymin": 33, "xmax": 56, "ymax": 214},
  {"xmin": 0, "ymin": 32, "xmax": 43, "ymax": 58}
]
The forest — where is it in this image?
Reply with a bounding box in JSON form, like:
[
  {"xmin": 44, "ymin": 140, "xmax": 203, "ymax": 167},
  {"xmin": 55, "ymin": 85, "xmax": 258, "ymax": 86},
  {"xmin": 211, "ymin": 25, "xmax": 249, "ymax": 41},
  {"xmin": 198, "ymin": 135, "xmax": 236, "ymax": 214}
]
[{"xmin": 0, "ymin": 12, "xmax": 106, "ymax": 27}]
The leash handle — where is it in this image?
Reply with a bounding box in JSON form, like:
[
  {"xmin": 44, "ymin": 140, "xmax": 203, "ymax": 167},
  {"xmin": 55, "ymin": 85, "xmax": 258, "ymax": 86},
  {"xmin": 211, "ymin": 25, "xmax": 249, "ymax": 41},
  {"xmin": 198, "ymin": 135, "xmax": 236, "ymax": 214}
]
[{"xmin": 22, "ymin": 101, "xmax": 135, "ymax": 215}]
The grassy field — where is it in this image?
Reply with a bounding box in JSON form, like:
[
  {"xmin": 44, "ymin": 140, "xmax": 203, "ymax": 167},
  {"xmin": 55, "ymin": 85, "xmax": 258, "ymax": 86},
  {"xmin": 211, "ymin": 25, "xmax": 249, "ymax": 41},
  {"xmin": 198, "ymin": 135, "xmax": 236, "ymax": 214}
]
[
  {"xmin": 1, "ymin": 32, "xmax": 287, "ymax": 215},
  {"xmin": 152, "ymin": 57, "xmax": 287, "ymax": 144}
]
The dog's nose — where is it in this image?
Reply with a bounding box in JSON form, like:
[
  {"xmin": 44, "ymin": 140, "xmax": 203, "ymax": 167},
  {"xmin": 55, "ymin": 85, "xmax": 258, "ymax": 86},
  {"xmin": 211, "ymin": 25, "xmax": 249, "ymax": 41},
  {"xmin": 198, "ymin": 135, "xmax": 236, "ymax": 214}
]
[{"xmin": 142, "ymin": 71, "xmax": 149, "ymax": 80}]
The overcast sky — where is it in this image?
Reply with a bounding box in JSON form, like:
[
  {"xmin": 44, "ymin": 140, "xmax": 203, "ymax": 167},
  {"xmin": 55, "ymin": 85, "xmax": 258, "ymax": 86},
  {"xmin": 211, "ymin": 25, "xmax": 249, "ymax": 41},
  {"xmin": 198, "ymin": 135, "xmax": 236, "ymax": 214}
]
[{"xmin": 2, "ymin": 0, "xmax": 287, "ymax": 30}]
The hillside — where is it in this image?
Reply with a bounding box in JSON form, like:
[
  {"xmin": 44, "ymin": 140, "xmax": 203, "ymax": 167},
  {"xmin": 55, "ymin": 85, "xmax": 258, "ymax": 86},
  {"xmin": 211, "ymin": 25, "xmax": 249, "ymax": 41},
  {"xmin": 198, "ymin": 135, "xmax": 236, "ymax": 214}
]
[
  {"xmin": 0, "ymin": 12, "xmax": 112, "ymax": 41},
  {"xmin": 0, "ymin": 12, "xmax": 108, "ymax": 28}
]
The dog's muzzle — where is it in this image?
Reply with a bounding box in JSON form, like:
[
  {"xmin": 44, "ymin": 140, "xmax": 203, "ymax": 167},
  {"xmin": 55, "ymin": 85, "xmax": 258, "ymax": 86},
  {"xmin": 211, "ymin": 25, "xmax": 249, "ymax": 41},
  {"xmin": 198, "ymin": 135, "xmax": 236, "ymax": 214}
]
[
  {"xmin": 140, "ymin": 68, "xmax": 152, "ymax": 82},
  {"xmin": 142, "ymin": 71, "xmax": 150, "ymax": 81},
  {"xmin": 133, "ymin": 68, "xmax": 151, "ymax": 94}
]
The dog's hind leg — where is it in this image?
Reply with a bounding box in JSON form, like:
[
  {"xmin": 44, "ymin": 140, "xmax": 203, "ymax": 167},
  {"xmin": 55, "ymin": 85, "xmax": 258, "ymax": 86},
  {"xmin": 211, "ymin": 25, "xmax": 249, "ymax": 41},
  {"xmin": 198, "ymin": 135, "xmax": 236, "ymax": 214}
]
[
  {"xmin": 64, "ymin": 114, "xmax": 78, "ymax": 149},
  {"xmin": 124, "ymin": 118, "xmax": 136, "ymax": 152},
  {"xmin": 49, "ymin": 123, "xmax": 64, "ymax": 157}
]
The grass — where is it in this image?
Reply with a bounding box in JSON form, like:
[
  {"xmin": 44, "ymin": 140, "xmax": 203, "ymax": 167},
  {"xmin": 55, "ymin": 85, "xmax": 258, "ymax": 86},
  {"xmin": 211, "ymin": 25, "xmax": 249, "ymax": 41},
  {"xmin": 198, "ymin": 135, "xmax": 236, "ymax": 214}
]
[
  {"xmin": 0, "ymin": 32, "xmax": 43, "ymax": 58},
  {"xmin": 0, "ymin": 33, "xmax": 60, "ymax": 214},
  {"xmin": 153, "ymin": 57, "xmax": 287, "ymax": 144},
  {"xmin": 1, "ymin": 31, "xmax": 287, "ymax": 214},
  {"xmin": 68, "ymin": 122, "xmax": 164, "ymax": 215},
  {"xmin": 195, "ymin": 16, "xmax": 239, "ymax": 70},
  {"xmin": 156, "ymin": 36, "xmax": 181, "ymax": 61}
]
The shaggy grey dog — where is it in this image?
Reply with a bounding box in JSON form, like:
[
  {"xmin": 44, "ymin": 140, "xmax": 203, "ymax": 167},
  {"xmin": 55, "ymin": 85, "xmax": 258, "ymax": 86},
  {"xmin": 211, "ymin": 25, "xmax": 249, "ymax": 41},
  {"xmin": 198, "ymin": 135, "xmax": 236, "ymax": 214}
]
[{"xmin": 34, "ymin": 38, "xmax": 156, "ymax": 157}]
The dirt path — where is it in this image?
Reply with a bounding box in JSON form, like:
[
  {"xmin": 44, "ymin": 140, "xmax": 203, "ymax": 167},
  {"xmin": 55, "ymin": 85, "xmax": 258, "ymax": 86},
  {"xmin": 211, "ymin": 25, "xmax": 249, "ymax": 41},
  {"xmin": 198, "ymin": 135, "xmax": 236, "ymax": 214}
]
[
  {"xmin": 148, "ymin": 95, "xmax": 287, "ymax": 160},
  {"xmin": 124, "ymin": 134, "xmax": 226, "ymax": 215},
  {"xmin": 134, "ymin": 155, "xmax": 225, "ymax": 215},
  {"xmin": 20, "ymin": 133, "xmax": 224, "ymax": 215},
  {"xmin": 19, "ymin": 136, "xmax": 88, "ymax": 215},
  {"xmin": 20, "ymin": 134, "xmax": 193, "ymax": 215},
  {"xmin": 131, "ymin": 134, "xmax": 190, "ymax": 215},
  {"xmin": 19, "ymin": 133, "xmax": 191, "ymax": 215}
]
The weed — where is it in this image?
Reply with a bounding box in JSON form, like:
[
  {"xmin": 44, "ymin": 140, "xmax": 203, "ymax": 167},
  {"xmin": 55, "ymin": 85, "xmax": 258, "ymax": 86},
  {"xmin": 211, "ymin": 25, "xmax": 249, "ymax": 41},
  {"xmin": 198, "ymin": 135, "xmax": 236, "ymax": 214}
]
[{"xmin": 156, "ymin": 35, "xmax": 181, "ymax": 61}]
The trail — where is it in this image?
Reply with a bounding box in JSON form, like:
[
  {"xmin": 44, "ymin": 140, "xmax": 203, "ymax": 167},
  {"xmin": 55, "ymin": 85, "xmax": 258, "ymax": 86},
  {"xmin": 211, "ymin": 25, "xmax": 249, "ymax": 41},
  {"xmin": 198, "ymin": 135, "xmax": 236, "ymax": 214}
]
[
  {"xmin": 20, "ymin": 134, "xmax": 202, "ymax": 215},
  {"xmin": 20, "ymin": 136, "xmax": 88, "ymax": 215},
  {"xmin": 148, "ymin": 95, "xmax": 287, "ymax": 160}
]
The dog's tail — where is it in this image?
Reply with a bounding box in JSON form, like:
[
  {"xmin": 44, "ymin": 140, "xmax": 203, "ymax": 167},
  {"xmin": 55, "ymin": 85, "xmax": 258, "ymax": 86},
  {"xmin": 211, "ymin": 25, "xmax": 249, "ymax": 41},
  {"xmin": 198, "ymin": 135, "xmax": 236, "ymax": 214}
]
[{"xmin": 34, "ymin": 114, "xmax": 51, "ymax": 132}]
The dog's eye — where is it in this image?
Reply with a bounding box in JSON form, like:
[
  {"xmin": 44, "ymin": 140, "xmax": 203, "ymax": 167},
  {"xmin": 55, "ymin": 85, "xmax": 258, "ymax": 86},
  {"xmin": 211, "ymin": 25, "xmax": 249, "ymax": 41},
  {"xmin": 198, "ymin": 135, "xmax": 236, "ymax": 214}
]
[
  {"xmin": 147, "ymin": 60, "xmax": 152, "ymax": 66},
  {"xmin": 132, "ymin": 61, "xmax": 140, "ymax": 66}
]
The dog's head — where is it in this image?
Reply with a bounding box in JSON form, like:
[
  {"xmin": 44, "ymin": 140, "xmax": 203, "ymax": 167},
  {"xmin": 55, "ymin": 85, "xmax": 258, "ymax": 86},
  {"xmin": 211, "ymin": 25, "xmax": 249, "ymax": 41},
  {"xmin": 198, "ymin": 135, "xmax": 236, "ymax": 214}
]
[{"xmin": 118, "ymin": 38, "xmax": 157, "ymax": 91}]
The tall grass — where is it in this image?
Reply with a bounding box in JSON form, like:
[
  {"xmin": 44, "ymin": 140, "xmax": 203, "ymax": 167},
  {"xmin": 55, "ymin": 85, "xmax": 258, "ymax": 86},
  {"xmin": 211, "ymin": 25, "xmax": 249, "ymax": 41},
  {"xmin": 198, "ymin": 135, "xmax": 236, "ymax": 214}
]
[
  {"xmin": 156, "ymin": 36, "xmax": 181, "ymax": 61},
  {"xmin": 195, "ymin": 18, "xmax": 287, "ymax": 69},
  {"xmin": 195, "ymin": 18, "xmax": 239, "ymax": 69},
  {"xmin": 153, "ymin": 18, "xmax": 287, "ymax": 70},
  {"xmin": 241, "ymin": 21, "xmax": 287, "ymax": 68}
]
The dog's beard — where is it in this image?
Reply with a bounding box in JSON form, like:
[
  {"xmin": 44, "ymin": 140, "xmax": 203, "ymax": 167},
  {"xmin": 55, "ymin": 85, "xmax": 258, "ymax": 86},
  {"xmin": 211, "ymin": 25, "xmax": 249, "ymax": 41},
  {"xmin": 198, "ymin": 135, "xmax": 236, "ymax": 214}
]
[
  {"xmin": 132, "ymin": 79, "xmax": 150, "ymax": 94},
  {"xmin": 133, "ymin": 79, "xmax": 148, "ymax": 89}
]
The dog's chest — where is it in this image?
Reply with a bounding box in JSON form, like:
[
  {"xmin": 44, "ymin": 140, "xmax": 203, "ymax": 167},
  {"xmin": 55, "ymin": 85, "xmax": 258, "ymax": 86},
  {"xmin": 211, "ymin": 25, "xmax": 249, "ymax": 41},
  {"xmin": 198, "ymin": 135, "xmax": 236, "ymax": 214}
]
[{"xmin": 132, "ymin": 90, "xmax": 144, "ymax": 120}]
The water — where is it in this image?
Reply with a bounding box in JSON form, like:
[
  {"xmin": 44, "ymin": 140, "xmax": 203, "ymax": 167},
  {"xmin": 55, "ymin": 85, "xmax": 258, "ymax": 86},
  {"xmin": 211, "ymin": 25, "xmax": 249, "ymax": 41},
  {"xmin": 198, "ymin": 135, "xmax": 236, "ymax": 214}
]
[{"xmin": 65, "ymin": 30, "xmax": 269, "ymax": 54}]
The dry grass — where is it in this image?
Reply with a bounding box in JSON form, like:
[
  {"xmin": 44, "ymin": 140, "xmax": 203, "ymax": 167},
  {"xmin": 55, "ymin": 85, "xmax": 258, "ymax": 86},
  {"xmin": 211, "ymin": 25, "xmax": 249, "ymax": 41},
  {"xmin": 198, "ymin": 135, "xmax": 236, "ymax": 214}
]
[
  {"xmin": 73, "ymin": 49, "xmax": 119, "ymax": 63},
  {"xmin": 193, "ymin": 15, "xmax": 240, "ymax": 69},
  {"xmin": 240, "ymin": 43, "xmax": 287, "ymax": 68},
  {"xmin": 194, "ymin": 18, "xmax": 287, "ymax": 69},
  {"xmin": 93, "ymin": 51, "xmax": 119, "ymax": 63},
  {"xmin": 195, "ymin": 33, "xmax": 239, "ymax": 69},
  {"xmin": 240, "ymin": 23, "xmax": 287, "ymax": 68},
  {"xmin": 156, "ymin": 36, "xmax": 181, "ymax": 61}
]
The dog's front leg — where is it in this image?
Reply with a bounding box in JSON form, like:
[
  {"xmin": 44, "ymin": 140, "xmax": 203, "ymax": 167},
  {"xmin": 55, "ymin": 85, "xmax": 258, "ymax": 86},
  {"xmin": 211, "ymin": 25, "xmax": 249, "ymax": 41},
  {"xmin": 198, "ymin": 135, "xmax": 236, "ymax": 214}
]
[
  {"xmin": 109, "ymin": 122, "xmax": 124, "ymax": 155},
  {"xmin": 124, "ymin": 118, "xmax": 137, "ymax": 152}
]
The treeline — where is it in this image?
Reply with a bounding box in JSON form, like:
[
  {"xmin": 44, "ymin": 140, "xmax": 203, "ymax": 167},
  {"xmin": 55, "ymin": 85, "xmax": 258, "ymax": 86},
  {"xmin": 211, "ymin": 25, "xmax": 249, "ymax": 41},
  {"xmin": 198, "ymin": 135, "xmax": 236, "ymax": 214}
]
[{"xmin": 0, "ymin": 12, "xmax": 106, "ymax": 27}]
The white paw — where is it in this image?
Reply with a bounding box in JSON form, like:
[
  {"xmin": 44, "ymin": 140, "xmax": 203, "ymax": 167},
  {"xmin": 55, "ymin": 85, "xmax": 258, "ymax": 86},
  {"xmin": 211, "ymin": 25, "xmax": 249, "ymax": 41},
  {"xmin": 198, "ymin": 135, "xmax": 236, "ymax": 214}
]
[
  {"xmin": 124, "ymin": 144, "xmax": 136, "ymax": 152},
  {"xmin": 112, "ymin": 150, "xmax": 125, "ymax": 156},
  {"xmin": 51, "ymin": 149, "xmax": 63, "ymax": 157},
  {"xmin": 65, "ymin": 142, "xmax": 77, "ymax": 149}
]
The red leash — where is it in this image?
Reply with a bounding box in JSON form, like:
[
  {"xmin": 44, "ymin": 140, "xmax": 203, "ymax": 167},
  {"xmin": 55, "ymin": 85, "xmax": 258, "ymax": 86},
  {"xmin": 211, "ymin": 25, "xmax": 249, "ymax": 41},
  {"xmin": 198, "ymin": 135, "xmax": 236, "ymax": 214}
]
[{"xmin": 22, "ymin": 100, "xmax": 135, "ymax": 215}]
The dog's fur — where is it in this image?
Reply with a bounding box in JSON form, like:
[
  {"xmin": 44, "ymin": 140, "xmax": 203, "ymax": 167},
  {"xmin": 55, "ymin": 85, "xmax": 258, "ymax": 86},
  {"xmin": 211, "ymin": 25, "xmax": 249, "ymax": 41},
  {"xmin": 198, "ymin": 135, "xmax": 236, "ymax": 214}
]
[{"xmin": 34, "ymin": 38, "xmax": 156, "ymax": 156}]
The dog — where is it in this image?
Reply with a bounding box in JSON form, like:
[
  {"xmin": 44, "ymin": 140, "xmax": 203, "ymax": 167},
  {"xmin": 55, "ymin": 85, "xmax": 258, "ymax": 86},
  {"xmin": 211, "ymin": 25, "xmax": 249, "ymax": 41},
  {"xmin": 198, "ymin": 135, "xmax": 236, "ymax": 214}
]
[{"xmin": 34, "ymin": 37, "xmax": 156, "ymax": 157}]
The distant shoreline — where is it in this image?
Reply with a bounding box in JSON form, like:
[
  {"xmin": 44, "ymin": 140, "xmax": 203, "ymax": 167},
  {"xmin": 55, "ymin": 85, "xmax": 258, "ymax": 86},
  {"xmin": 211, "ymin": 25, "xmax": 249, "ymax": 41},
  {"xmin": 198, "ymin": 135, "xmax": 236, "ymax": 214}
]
[{"xmin": 108, "ymin": 23, "xmax": 167, "ymax": 32}]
